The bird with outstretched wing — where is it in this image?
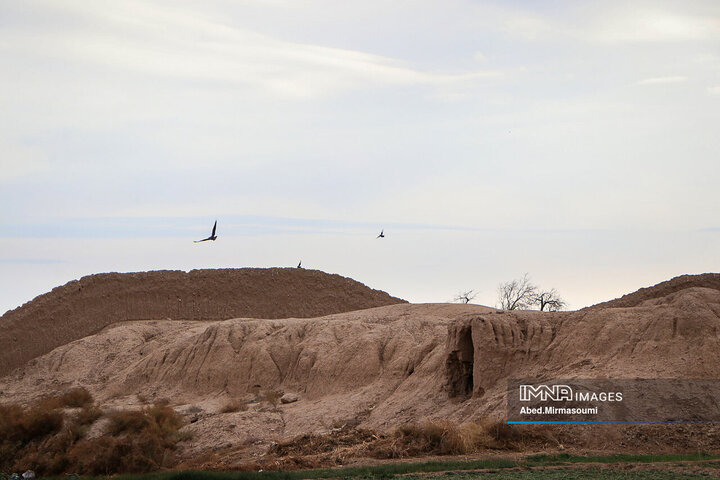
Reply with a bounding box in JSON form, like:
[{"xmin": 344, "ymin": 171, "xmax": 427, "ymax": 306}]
[{"xmin": 194, "ymin": 220, "xmax": 218, "ymax": 243}]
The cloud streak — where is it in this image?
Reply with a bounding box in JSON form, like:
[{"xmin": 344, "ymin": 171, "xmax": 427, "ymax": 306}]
[
  {"xmin": 637, "ymin": 76, "xmax": 688, "ymax": 85},
  {"xmin": 3, "ymin": 1, "xmax": 502, "ymax": 100}
]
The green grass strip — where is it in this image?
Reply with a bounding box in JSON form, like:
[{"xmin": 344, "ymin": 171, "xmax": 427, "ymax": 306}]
[
  {"xmin": 524, "ymin": 452, "xmax": 719, "ymax": 465},
  {"xmin": 45, "ymin": 452, "xmax": 720, "ymax": 480}
]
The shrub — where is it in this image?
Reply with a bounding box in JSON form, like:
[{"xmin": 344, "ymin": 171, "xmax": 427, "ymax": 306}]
[
  {"xmin": 75, "ymin": 405, "xmax": 103, "ymax": 426},
  {"xmin": 108, "ymin": 410, "xmax": 150, "ymax": 435},
  {"xmin": 146, "ymin": 403, "xmax": 184, "ymax": 437},
  {"xmin": 220, "ymin": 400, "xmax": 248, "ymax": 413},
  {"xmin": 369, "ymin": 420, "xmax": 503, "ymax": 458},
  {"xmin": 261, "ymin": 390, "xmax": 282, "ymax": 408},
  {"xmin": 36, "ymin": 395, "xmax": 64, "ymax": 411},
  {"xmin": 0, "ymin": 399, "xmax": 184, "ymax": 476},
  {"xmin": 15, "ymin": 405, "xmax": 64, "ymax": 443},
  {"xmin": 61, "ymin": 387, "xmax": 94, "ymax": 408},
  {"xmin": 0, "ymin": 402, "xmax": 65, "ymax": 474}
]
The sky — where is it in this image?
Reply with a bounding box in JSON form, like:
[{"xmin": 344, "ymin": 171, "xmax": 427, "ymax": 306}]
[{"xmin": 1, "ymin": 0, "xmax": 719, "ymax": 315}]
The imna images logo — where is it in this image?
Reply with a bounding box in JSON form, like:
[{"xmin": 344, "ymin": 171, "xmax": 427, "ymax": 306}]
[{"xmin": 519, "ymin": 384, "xmax": 573, "ymax": 402}]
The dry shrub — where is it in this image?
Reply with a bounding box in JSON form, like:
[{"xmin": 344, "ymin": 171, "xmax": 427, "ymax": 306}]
[
  {"xmin": 260, "ymin": 390, "xmax": 282, "ymax": 407},
  {"xmin": 369, "ymin": 420, "xmax": 478, "ymax": 457},
  {"xmin": 266, "ymin": 419, "xmax": 559, "ymax": 465},
  {"xmin": 36, "ymin": 395, "xmax": 64, "ymax": 411},
  {"xmin": 0, "ymin": 399, "xmax": 184, "ymax": 476},
  {"xmin": 0, "ymin": 401, "xmax": 65, "ymax": 474},
  {"xmin": 108, "ymin": 410, "xmax": 150, "ymax": 435},
  {"xmin": 0, "ymin": 403, "xmax": 64, "ymax": 445},
  {"xmin": 61, "ymin": 387, "xmax": 94, "ymax": 408},
  {"xmin": 175, "ymin": 429, "xmax": 194, "ymax": 442},
  {"xmin": 75, "ymin": 405, "xmax": 103, "ymax": 426},
  {"xmin": 219, "ymin": 400, "xmax": 248, "ymax": 414},
  {"xmin": 482, "ymin": 420, "xmax": 559, "ymax": 449},
  {"xmin": 70, "ymin": 403, "xmax": 183, "ymax": 474},
  {"xmin": 269, "ymin": 426, "xmax": 378, "ymax": 457},
  {"xmin": 35, "ymin": 387, "xmax": 94, "ymax": 411},
  {"xmin": 146, "ymin": 403, "xmax": 184, "ymax": 437},
  {"xmin": 69, "ymin": 433, "xmax": 175, "ymax": 475},
  {"xmin": 108, "ymin": 403, "xmax": 182, "ymax": 437},
  {"xmin": 368, "ymin": 420, "xmax": 541, "ymax": 458}
]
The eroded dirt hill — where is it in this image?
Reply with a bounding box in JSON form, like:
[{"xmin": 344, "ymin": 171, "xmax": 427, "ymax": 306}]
[
  {"xmin": 0, "ymin": 268, "xmax": 406, "ymax": 376},
  {"xmin": 2, "ymin": 272, "xmax": 720, "ymax": 468},
  {"xmin": 588, "ymin": 272, "xmax": 720, "ymax": 309}
]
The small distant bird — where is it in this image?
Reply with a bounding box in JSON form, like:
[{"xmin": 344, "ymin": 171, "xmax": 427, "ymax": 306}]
[
  {"xmin": 376, "ymin": 229, "xmax": 385, "ymax": 238},
  {"xmin": 297, "ymin": 261, "xmax": 302, "ymax": 268},
  {"xmin": 194, "ymin": 220, "xmax": 218, "ymax": 243}
]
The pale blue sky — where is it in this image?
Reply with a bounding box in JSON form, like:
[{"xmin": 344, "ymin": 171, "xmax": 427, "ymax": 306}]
[{"xmin": 1, "ymin": 0, "xmax": 719, "ymax": 314}]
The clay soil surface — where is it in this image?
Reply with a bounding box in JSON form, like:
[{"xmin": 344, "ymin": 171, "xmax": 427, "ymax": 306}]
[{"xmin": 2, "ymin": 270, "xmax": 720, "ymax": 473}]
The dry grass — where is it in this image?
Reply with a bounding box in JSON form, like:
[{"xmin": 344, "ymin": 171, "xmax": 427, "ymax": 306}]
[
  {"xmin": 260, "ymin": 390, "xmax": 282, "ymax": 407},
  {"xmin": 107, "ymin": 409, "xmax": 151, "ymax": 435},
  {"xmin": 35, "ymin": 387, "xmax": 94, "ymax": 411},
  {"xmin": 75, "ymin": 405, "xmax": 103, "ymax": 426},
  {"xmin": 268, "ymin": 419, "xmax": 561, "ymax": 465},
  {"xmin": 0, "ymin": 393, "xmax": 184, "ymax": 476},
  {"xmin": 60, "ymin": 387, "xmax": 94, "ymax": 408},
  {"xmin": 0, "ymin": 402, "xmax": 64, "ymax": 445},
  {"xmin": 269, "ymin": 426, "xmax": 378, "ymax": 457},
  {"xmin": 219, "ymin": 400, "xmax": 248, "ymax": 414},
  {"xmin": 369, "ymin": 420, "xmax": 490, "ymax": 458},
  {"xmin": 370, "ymin": 419, "xmax": 558, "ymax": 457}
]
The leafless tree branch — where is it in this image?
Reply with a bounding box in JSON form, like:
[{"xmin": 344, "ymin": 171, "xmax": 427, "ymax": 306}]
[
  {"xmin": 497, "ymin": 273, "xmax": 537, "ymax": 310},
  {"xmin": 453, "ymin": 290, "xmax": 477, "ymax": 304}
]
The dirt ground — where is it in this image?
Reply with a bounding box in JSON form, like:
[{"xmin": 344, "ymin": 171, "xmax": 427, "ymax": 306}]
[{"xmin": 2, "ymin": 270, "xmax": 720, "ymax": 471}]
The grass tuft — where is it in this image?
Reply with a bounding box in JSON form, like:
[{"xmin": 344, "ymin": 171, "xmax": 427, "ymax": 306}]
[{"xmin": 219, "ymin": 400, "xmax": 248, "ymax": 414}]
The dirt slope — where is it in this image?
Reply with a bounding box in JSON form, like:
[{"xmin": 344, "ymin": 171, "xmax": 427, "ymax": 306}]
[
  {"xmin": 2, "ymin": 273, "xmax": 720, "ymax": 465},
  {"xmin": 0, "ymin": 303, "xmax": 497, "ymax": 452},
  {"xmin": 588, "ymin": 272, "xmax": 720, "ymax": 309},
  {"xmin": 0, "ymin": 268, "xmax": 406, "ymax": 376}
]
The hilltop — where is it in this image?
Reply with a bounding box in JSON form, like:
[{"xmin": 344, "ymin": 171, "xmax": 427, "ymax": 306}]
[{"xmin": 0, "ymin": 268, "xmax": 406, "ymax": 376}]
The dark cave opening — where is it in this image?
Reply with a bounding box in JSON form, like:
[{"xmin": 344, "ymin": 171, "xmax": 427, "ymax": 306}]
[{"xmin": 445, "ymin": 323, "xmax": 474, "ymax": 398}]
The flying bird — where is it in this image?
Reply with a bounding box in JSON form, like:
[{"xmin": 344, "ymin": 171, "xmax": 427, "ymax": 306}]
[
  {"xmin": 376, "ymin": 229, "xmax": 385, "ymax": 239},
  {"xmin": 297, "ymin": 261, "xmax": 302, "ymax": 268},
  {"xmin": 194, "ymin": 220, "xmax": 218, "ymax": 243}
]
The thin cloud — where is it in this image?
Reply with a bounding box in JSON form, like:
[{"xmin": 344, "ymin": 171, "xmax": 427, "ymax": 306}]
[
  {"xmin": 0, "ymin": 258, "xmax": 68, "ymax": 264},
  {"xmin": 590, "ymin": 9, "xmax": 720, "ymax": 43},
  {"xmin": 636, "ymin": 76, "xmax": 688, "ymax": 85},
  {"xmin": 3, "ymin": 1, "xmax": 503, "ymax": 100}
]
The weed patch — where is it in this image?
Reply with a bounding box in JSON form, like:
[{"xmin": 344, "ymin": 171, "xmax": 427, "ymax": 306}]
[{"xmin": 0, "ymin": 393, "xmax": 184, "ymax": 476}]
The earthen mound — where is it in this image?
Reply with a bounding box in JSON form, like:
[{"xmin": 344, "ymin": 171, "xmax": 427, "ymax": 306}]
[
  {"xmin": 0, "ymin": 268, "xmax": 406, "ymax": 376},
  {"xmin": 588, "ymin": 272, "xmax": 720, "ymax": 309},
  {"xmin": 3, "ymin": 273, "xmax": 720, "ymax": 469}
]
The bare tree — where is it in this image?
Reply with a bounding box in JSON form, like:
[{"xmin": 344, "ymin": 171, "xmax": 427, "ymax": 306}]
[
  {"xmin": 533, "ymin": 289, "xmax": 566, "ymax": 311},
  {"xmin": 453, "ymin": 290, "xmax": 477, "ymax": 304},
  {"xmin": 497, "ymin": 274, "xmax": 537, "ymax": 310}
]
